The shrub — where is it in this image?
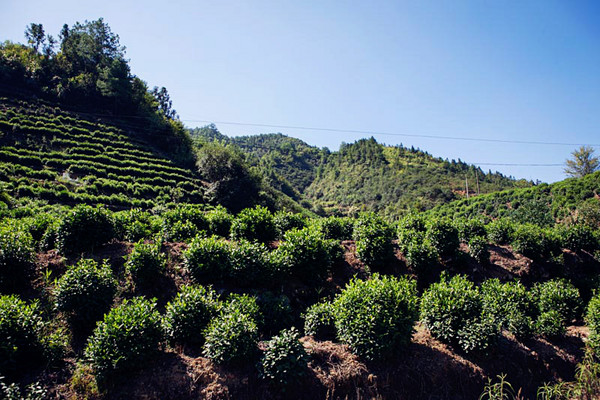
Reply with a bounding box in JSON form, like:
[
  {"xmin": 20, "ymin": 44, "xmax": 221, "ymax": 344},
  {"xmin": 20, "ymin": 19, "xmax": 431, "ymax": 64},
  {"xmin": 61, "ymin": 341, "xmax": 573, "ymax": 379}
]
[
  {"xmin": 54, "ymin": 259, "xmax": 116, "ymax": 328},
  {"xmin": 275, "ymin": 227, "xmax": 340, "ymax": 283},
  {"xmin": 223, "ymin": 293, "xmax": 261, "ymax": 323},
  {"xmin": 586, "ymin": 293, "xmax": 600, "ymax": 355},
  {"xmin": 421, "ymin": 274, "xmax": 496, "ymax": 353},
  {"xmin": 229, "ymin": 240, "xmax": 272, "ymax": 286},
  {"xmin": 481, "ymin": 279, "xmax": 536, "ymax": 339},
  {"xmin": 457, "ymin": 317, "xmax": 498, "ymax": 354},
  {"xmin": 256, "ymin": 292, "xmax": 293, "ymax": 336},
  {"xmin": 205, "ymin": 206, "xmax": 233, "ymax": 237},
  {"xmin": 163, "ymin": 285, "xmax": 221, "ymax": 346},
  {"xmin": 0, "ymin": 295, "xmax": 43, "ymax": 374},
  {"xmin": 303, "ymin": 301, "xmax": 335, "ymax": 340},
  {"xmin": 425, "ymin": 218, "xmax": 459, "ymax": 259},
  {"xmin": 274, "ymin": 211, "xmax": 307, "ymax": 239},
  {"xmin": 400, "ymin": 231, "xmax": 437, "ymax": 273},
  {"xmin": 535, "ymin": 310, "xmax": 566, "ymax": 338},
  {"xmin": 511, "ymin": 224, "xmax": 546, "ymax": 259},
  {"xmin": 333, "ymin": 274, "xmax": 419, "ymax": 360},
  {"xmin": 113, "ymin": 209, "xmax": 159, "ymax": 242},
  {"xmin": 316, "ymin": 216, "xmax": 354, "ymax": 240},
  {"xmin": 260, "ymin": 327, "xmax": 308, "ymax": 388},
  {"xmin": 203, "ymin": 309, "xmax": 259, "ymax": 364},
  {"xmin": 84, "ymin": 297, "xmax": 163, "ymax": 383},
  {"xmin": 183, "ymin": 236, "xmax": 231, "ymax": 283},
  {"xmin": 0, "ymin": 221, "xmax": 35, "ymax": 290},
  {"xmin": 533, "ymin": 279, "xmax": 582, "ymax": 324},
  {"xmin": 230, "ymin": 206, "xmax": 276, "ymax": 243},
  {"xmin": 397, "ymin": 213, "xmax": 427, "ymax": 234},
  {"xmin": 162, "ymin": 204, "xmax": 209, "ymax": 233},
  {"xmin": 557, "ymin": 225, "xmax": 598, "ymax": 253},
  {"xmin": 125, "ymin": 241, "xmax": 166, "ymax": 285},
  {"xmin": 163, "ymin": 219, "xmax": 201, "ymax": 242},
  {"xmin": 455, "ymin": 218, "xmax": 487, "ymax": 243},
  {"xmin": 468, "ymin": 236, "xmax": 490, "ymax": 264},
  {"xmin": 56, "ymin": 205, "xmax": 114, "ymax": 253},
  {"xmin": 353, "ymin": 214, "xmax": 394, "ymax": 268},
  {"xmin": 487, "ymin": 218, "xmax": 514, "ymax": 245}
]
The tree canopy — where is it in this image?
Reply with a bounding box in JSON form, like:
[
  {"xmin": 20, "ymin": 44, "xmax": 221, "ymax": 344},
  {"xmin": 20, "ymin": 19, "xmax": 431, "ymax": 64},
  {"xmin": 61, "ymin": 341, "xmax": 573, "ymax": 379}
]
[{"xmin": 565, "ymin": 146, "xmax": 599, "ymax": 178}]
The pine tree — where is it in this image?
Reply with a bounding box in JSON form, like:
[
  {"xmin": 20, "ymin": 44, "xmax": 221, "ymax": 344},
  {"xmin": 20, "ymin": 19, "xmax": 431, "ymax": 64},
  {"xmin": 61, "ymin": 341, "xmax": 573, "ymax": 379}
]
[{"xmin": 565, "ymin": 146, "xmax": 599, "ymax": 178}]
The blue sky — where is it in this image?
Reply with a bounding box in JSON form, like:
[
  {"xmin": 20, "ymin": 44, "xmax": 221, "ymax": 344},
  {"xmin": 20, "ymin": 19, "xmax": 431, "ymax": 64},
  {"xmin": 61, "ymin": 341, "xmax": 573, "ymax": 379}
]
[{"xmin": 3, "ymin": 1, "xmax": 600, "ymax": 183}]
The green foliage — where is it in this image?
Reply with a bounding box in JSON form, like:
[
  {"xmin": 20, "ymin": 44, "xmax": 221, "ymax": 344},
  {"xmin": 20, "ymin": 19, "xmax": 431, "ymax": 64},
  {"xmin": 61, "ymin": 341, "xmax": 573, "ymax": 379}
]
[
  {"xmin": 511, "ymin": 224, "xmax": 547, "ymax": 259},
  {"xmin": 162, "ymin": 205, "xmax": 208, "ymax": 242},
  {"xmin": 399, "ymin": 231, "xmax": 437, "ymax": 273},
  {"xmin": 163, "ymin": 285, "xmax": 221, "ymax": 346},
  {"xmin": 479, "ymin": 374, "xmax": 521, "ymax": 400},
  {"xmin": 481, "ymin": 279, "xmax": 535, "ymax": 339},
  {"xmin": 183, "ymin": 235, "xmax": 231, "ymax": 283},
  {"xmin": 303, "ymin": 301, "xmax": 336, "ymax": 340},
  {"xmin": 486, "ymin": 218, "xmax": 514, "ymax": 245},
  {"xmin": 0, "ymin": 220, "xmax": 35, "ymax": 289},
  {"xmin": 455, "ymin": 218, "xmax": 487, "ymax": 243},
  {"xmin": 230, "ymin": 205, "xmax": 276, "ymax": 243},
  {"xmin": 533, "ymin": 279, "xmax": 582, "ymax": 324},
  {"xmin": 333, "ymin": 273, "xmax": 419, "ymax": 360},
  {"xmin": 425, "ymin": 218, "xmax": 459, "ymax": 259},
  {"xmin": 468, "ymin": 236, "xmax": 490, "ymax": 264},
  {"xmin": 260, "ymin": 327, "xmax": 308, "ymax": 388},
  {"xmin": 113, "ymin": 208, "xmax": 158, "ymax": 242},
  {"xmin": 556, "ymin": 224, "xmax": 598, "ymax": 253},
  {"xmin": 273, "ymin": 211, "xmax": 307, "ymax": 239},
  {"xmin": 0, "ymin": 376, "xmax": 46, "ymax": 400},
  {"xmin": 54, "ymin": 259, "xmax": 116, "ymax": 328},
  {"xmin": 84, "ymin": 297, "xmax": 163, "ymax": 383},
  {"xmin": 535, "ymin": 310, "xmax": 566, "ymax": 338},
  {"xmin": 353, "ymin": 213, "xmax": 394, "ymax": 268},
  {"xmin": 256, "ymin": 292, "xmax": 293, "ymax": 336},
  {"xmin": 421, "ymin": 274, "xmax": 496, "ymax": 353},
  {"xmin": 564, "ymin": 146, "xmax": 599, "ymax": 178},
  {"xmin": 0, "ymin": 295, "xmax": 43, "ymax": 374},
  {"xmin": 205, "ymin": 206, "xmax": 233, "ymax": 237},
  {"xmin": 223, "ymin": 293, "xmax": 262, "ymax": 324},
  {"xmin": 125, "ymin": 240, "xmax": 165, "ymax": 285},
  {"xmin": 275, "ymin": 227, "xmax": 340, "ymax": 283},
  {"xmin": 229, "ymin": 240, "xmax": 272, "ymax": 286},
  {"xmin": 202, "ymin": 309, "xmax": 259, "ymax": 365},
  {"xmin": 56, "ymin": 204, "xmax": 114, "ymax": 253},
  {"xmin": 315, "ymin": 216, "xmax": 354, "ymax": 240},
  {"xmin": 586, "ymin": 293, "xmax": 600, "ymax": 355}
]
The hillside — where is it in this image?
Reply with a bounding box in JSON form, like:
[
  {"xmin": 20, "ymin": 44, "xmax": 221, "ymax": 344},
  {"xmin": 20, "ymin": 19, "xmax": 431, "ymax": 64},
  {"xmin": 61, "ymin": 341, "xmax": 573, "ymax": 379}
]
[{"xmin": 191, "ymin": 127, "xmax": 531, "ymax": 215}]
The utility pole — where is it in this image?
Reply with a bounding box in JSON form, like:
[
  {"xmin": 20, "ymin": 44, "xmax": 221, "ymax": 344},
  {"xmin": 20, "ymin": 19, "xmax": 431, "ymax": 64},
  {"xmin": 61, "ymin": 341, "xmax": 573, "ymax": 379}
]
[
  {"xmin": 476, "ymin": 171, "xmax": 480, "ymax": 196},
  {"xmin": 465, "ymin": 176, "xmax": 469, "ymax": 199}
]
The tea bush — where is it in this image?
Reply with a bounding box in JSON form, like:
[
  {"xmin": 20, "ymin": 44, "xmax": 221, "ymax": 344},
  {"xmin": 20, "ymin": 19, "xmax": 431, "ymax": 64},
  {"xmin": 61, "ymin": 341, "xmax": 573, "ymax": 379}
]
[
  {"xmin": 303, "ymin": 301, "xmax": 335, "ymax": 340},
  {"xmin": 203, "ymin": 309, "xmax": 259, "ymax": 364},
  {"xmin": 400, "ymin": 231, "xmax": 437, "ymax": 273},
  {"xmin": 275, "ymin": 227, "xmax": 340, "ymax": 283},
  {"xmin": 586, "ymin": 293, "xmax": 600, "ymax": 355},
  {"xmin": 260, "ymin": 327, "xmax": 308, "ymax": 387},
  {"xmin": 125, "ymin": 241, "xmax": 166, "ymax": 285},
  {"xmin": 183, "ymin": 236, "xmax": 231, "ymax": 282},
  {"xmin": 84, "ymin": 297, "xmax": 163, "ymax": 383},
  {"xmin": 230, "ymin": 206, "xmax": 276, "ymax": 243},
  {"xmin": 229, "ymin": 240, "xmax": 272, "ymax": 286},
  {"xmin": 163, "ymin": 285, "xmax": 221, "ymax": 345},
  {"xmin": 0, "ymin": 221, "xmax": 35, "ymax": 290},
  {"xmin": 56, "ymin": 205, "xmax": 114, "ymax": 253},
  {"xmin": 333, "ymin": 273, "xmax": 419, "ymax": 360},
  {"xmin": 54, "ymin": 259, "xmax": 116, "ymax": 328},
  {"xmin": 511, "ymin": 224, "xmax": 546, "ymax": 259},
  {"xmin": 223, "ymin": 293, "xmax": 261, "ymax": 323},
  {"xmin": 481, "ymin": 279, "xmax": 536, "ymax": 339},
  {"xmin": 456, "ymin": 218, "xmax": 487, "ymax": 243},
  {"xmin": 533, "ymin": 279, "xmax": 582, "ymax": 325},
  {"xmin": 486, "ymin": 218, "xmax": 514, "ymax": 245},
  {"xmin": 556, "ymin": 225, "xmax": 598, "ymax": 253},
  {"xmin": 163, "ymin": 219, "xmax": 201, "ymax": 242},
  {"xmin": 468, "ymin": 236, "xmax": 490, "ymax": 264},
  {"xmin": 535, "ymin": 310, "xmax": 565, "ymax": 338},
  {"xmin": 205, "ymin": 206, "xmax": 233, "ymax": 237},
  {"xmin": 113, "ymin": 209, "xmax": 158, "ymax": 242},
  {"xmin": 425, "ymin": 218, "xmax": 459, "ymax": 259},
  {"xmin": 316, "ymin": 216, "xmax": 354, "ymax": 240},
  {"xmin": 0, "ymin": 295, "xmax": 43, "ymax": 374},
  {"xmin": 256, "ymin": 292, "xmax": 293, "ymax": 336},
  {"xmin": 273, "ymin": 211, "xmax": 307, "ymax": 239},
  {"xmin": 353, "ymin": 214, "xmax": 394, "ymax": 268}
]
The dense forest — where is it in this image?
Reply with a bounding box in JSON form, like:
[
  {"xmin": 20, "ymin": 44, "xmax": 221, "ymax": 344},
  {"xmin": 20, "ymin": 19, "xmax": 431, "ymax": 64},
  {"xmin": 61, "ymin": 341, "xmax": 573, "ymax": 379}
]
[{"xmin": 1, "ymin": 19, "xmax": 599, "ymax": 400}]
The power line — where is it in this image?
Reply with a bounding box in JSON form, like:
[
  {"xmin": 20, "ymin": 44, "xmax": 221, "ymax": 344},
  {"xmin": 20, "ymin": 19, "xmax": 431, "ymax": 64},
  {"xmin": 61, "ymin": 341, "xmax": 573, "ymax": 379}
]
[{"xmin": 181, "ymin": 118, "xmax": 600, "ymax": 147}]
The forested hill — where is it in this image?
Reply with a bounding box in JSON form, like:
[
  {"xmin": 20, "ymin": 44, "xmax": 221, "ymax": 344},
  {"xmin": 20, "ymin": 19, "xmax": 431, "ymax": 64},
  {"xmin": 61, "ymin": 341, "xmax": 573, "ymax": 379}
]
[{"xmin": 190, "ymin": 126, "xmax": 531, "ymax": 215}]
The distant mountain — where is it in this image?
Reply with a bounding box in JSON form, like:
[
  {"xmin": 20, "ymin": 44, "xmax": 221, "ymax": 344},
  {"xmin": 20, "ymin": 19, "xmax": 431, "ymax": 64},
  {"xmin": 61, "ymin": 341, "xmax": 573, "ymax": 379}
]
[{"xmin": 190, "ymin": 127, "xmax": 531, "ymax": 215}]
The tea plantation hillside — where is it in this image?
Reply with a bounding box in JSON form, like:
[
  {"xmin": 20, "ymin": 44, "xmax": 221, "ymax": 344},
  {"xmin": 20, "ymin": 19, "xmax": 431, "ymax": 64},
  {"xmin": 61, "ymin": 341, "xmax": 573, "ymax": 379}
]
[{"xmin": 0, "ymin": 97, "xmax": 205, "ymax": 208}]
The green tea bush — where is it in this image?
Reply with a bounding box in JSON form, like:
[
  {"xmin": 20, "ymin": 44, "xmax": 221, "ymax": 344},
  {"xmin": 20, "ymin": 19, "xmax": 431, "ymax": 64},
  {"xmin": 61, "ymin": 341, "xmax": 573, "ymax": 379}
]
[
  {"xmin": 533, "ymin": 279, "xmax": 582, "ymax": 326},
  {"xmin": 113, "ymin": 209, "xmax": 158, "ymax": 242},
  {"xmin": 511, "ymin": 224, "xmax": 546, "ymax": 259},
  {"xmin": 205, "ymin": 206, "xmax": 233, "ymax": 237},
  {"xmin": 125, "ymin": 241, "xmax": 166, "ymax": 285},
  {"xmin": 273, "ymin": 211, "xmax": 307, "ymax": 239},
  {"xmin": 256, "ymin": 292, "xmax": 293, "ymax": 336},
  {"xmin": 0, "ymin": 295, "xmax": 43, "ymax": 374},
  {"xmin": 397, "ymin": 212, "xmax": 427, "ymax": 234},
  {"xmin": 54, "ymin": 259, "xmax": 116, "ymax": 328},
  {"xmin": 84, "ymin": 297, "xmax": 163, "ymax": 383},
  {"xmin": 455, "ymin": 218, "xmax": 487, "ymax": 243},
  {"xmin": 230, "ymin": 206, "xmax": 276, "ymax": 243},
  {"xmin": 303, "ymin": 301, "xmax": 335, "ymax": 340},
  {"xmin": 183, "ymin": 236, "xmax": 231, "ymax": 283},
  {"xmin": 275, "ymin": 227, "xmax": 340, "ymax": 283},
  {"xmin": 333, "ymin": 273, "xmax": 419, "ymax": 360},
  {"xmin": 481, "ymin": 279, "xmax": 535, "ymax": 339},
  {"xmin": 56, "ymin": 205, "xmax": 114, "ymax": 253},
  {"xmin": 223, "ymin": 293, "xmax": 261, "ymax": 323},
  {"xmin": 353, "ymin": 214, "xmax": 394, "ymax": 268},
  {"xmin": 486, "ymin": 218, "xmax": 514, "ymax": 245},
  {"xmin": 421, "ymin": 274, "xmax": 496, "ymax": 353},
  {"xmin": 0, "ymin": 221, "xmax": 35, "ymax": 290},
  {"xmin": 162, "ymin": 204, "xmax": 209, "ymax": 233},
  {"xmin": 163, "ymin": 219, "xmax": 201, "ymax": 242},
  {"xmin": 400, "ymin": 231, "xmax": 437, "ymax": 273},
  {"xmin": 260, "ymin": 327, "xmax": 308, "ymax": 388},
  {"xmin": 316, "ymin": 216, "xmax": 354, "ymax": 240},
  {"xmin": 556, "ymin": 225, "xmax": 598, "ymax": 253},
  {"xmin": 202, "ymin": 309, "xmax": 259, "ymax": 364},
  {"xmin": 163, "ymin": 285, "xmax": 221, "ymax": 346},
  {"xmin": 425, "ymin": 218, "xmax": 459, "ymax": 259},
  {"xmin": 586, "ymin": 293, "xmax": 600, "ymax": 355},
  {"xmin": 229, "ymin": 240, "xmax": 272, "ymax": 286},
  {"xmin": 535, "ymin": 310, "xmax": 566, "ymax": 338},
  {"xmin": 468, "ymin": 236, "xmax": 490, "ymax": 264}
]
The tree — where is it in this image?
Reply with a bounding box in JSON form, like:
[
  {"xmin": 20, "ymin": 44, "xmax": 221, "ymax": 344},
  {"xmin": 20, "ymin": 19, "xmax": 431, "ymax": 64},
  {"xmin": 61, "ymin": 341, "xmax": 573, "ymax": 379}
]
[
  {"xmin": 565, "ymin": 146, "xmax": 599, "ymax": 178},
  {"xmin": 151, "ymin": 86, "xmax": 178, "ymax": 120},
  {"xmin": 25, "ymin": 23, "xmax": 45, "ymax": 52}
]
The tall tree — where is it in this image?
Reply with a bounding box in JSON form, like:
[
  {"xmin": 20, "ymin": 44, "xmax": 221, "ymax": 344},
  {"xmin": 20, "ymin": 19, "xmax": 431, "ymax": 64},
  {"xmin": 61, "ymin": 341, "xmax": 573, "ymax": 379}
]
[
  {"xmin": 565, "ymin": 146, "xmax": 599, "ymax": 178},
  {"xmin": 25, "ymin": 23, "xmax": 45, "ymax": 52}
]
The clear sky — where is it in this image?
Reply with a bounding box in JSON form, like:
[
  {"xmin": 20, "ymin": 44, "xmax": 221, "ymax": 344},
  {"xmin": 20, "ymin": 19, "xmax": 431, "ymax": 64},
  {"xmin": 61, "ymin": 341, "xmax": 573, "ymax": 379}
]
[{"xmin": 3, "ymin": 1, "xmax": 600, "ymax": 183}]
